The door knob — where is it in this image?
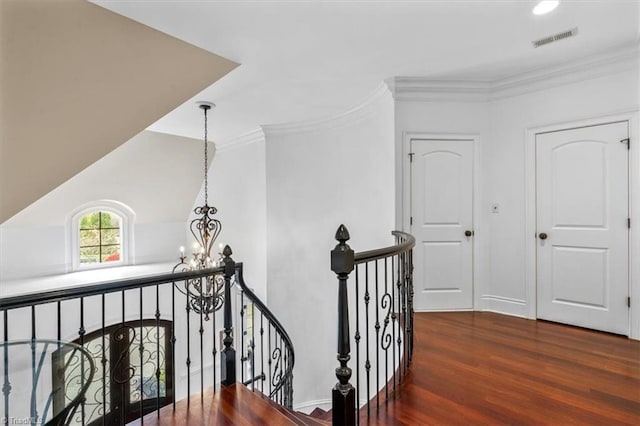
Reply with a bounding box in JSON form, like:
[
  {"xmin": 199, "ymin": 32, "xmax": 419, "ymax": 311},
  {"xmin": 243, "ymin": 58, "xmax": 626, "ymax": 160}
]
[
  {"xmin": 465, "ymin": 230, "xmax": 474, "ymax": 237},
  {"xmin": 539, "ymin": 232, "xmax": 548, "ymax": 240}
]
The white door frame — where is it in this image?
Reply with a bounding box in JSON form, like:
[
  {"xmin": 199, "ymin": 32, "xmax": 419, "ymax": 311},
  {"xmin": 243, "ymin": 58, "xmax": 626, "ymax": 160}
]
[
  {"xmin": 402, "ymin": 132, "xmax": 482, "ymax": 310},
  {"xmin": 524, "ymin": 111, "xmax": 640, "ymax": 339}
]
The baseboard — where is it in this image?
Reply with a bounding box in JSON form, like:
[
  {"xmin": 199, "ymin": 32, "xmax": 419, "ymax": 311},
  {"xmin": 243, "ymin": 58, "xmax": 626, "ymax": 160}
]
[
  {"xmin": 480, "ymin": 295, "xmax": 529, "ymax": 318},
  {"xmin": 293, "ymin": 399, "xmax": 332, "ymax": 414}
]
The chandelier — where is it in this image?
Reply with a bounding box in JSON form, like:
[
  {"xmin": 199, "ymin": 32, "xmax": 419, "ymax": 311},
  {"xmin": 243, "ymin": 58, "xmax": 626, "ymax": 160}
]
[{"xmin": 173, "ymin": 102, "xmax": 224, "ymax": 321}]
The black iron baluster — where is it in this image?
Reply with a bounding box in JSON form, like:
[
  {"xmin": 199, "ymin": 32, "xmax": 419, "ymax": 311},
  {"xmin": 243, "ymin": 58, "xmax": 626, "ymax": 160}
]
[
  {"xmin": 331, "ymin": 224, "xmax": 356, "ymax": 426},
  {"xmin": 268, "ymin": 323, "xmax": 272, "ymax": 396},
  {"xmin": 374, "ymin": 259, "xmax": 380, "ymax": 410},
  {"xmin": 280, "ymin": 336, "xmax": 284, "ymax": 405},
  {"xmin": 280, "ymin": 335, "xmax": 284, "ymax": 405},
  {"xmin": 275, "ymin": 334, "xmax": 279, "ymax": 405},
  {"xmin": 364, "ymin": 261, "xmax": 371, "ymax": 416},
  {"xmin": 57, "ymin": 301, "xmax": 61, "ymax": 343},
  {"xmin": 240, "ymin": 290, "xmax": 245, "ymax": 384},
  {"xmin": 199, "ymin": 279, "xmax": 204, "ymax": 404},
  {"xmin": 31, "ymin": 306, "xmax": 36, "ymax": 340},
  {"xmin": 3, "ymin": 310, "xmax": 10, "ymax": 424},
  {"xmin": 155, "ymin": 285, "xmax": 160, "ymax": 419},
  {"xmin": 402, "ymin": 251, "xmax": 408, "ymax": 375},
  {"xmin": 139, "ymin": 288, "xmax": 144, "ymax": 424},
  {"xmin": 409, "ymin": 248, "xmax": 414, "ymax": 363},
  {"xmin": 121, "ymin": 290, "xmax": 125, "ymax": 426},
  {"xmin": 354, "ymin": 264, "xmax": 360, "ymax": 425},
  {"xmin": 101, "ymin": 295, "xmax": 106, "ymax": 426},
  {"xmin": 186, "ymin": 283, "xmax": 191, "ymax": 407},
  {"xmin": 260, "ymin": 313, "xmax": 265, "ymax": 394},
  {"xmin": 31, "ymin": 306, "xmax": 37, "ymax": 422},
  {"xmin": 384, "ymin": 257, "xmax": 389, "ymax": 403},
  {"xmin": 391, "ymin": 255, "xmax": 396, "ymax": 394},
  {"xmin": 278, "ymin": 333, "xmax": 287, "ymax": 405},
  {"xmin": 220, "ymin": 245, "xmax": 236, "ymax": 386},
  {"xmin": 212, "ymin": 292, "xmax": 217, "ymax": 393},
  {"xmin": 396, "ymin": 253, "xmax": 402, "ymax": 386},
  {"xmin": 80, "ymin": 297, "xmax": 86, "ymax": 425},
  {"xmin": 171, "ymin": 283, "xmax": 176, "ymax": 411},
  {"xmin": 251, "ymin": 301, "xmax": 255, "ymax": 392}
]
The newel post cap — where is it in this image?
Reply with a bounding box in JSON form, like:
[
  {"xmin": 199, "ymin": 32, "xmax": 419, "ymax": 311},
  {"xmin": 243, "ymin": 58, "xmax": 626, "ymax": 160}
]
[
  {"xmin": 222, "ymin": 244, "xmax": 235, "ymax": 276},
  {"xmin": 331, "ymin": 224, "xmax": 355, "ymax": 276}
]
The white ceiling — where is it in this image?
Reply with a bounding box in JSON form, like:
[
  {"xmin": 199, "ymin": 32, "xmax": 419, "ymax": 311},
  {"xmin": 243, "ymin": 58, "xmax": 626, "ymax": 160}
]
[{"xmin": 94, "ymin": 0, "xmax": 639, "ymax": 144}]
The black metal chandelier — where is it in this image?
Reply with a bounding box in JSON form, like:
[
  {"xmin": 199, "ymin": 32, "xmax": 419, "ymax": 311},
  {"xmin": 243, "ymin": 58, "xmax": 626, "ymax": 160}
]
[{"xmin": 173, "ymin": 102, "xmax": 224, "ymax": 320}]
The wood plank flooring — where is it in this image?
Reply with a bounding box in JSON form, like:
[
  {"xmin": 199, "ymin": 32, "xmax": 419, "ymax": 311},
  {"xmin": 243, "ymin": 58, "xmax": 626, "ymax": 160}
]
[
  {"xmin": 365, "ymin": 312, "xmax": 640, "ymax": 425},
  {"xmin": 130, "ymin": 312, "xmax": 640, "ymax": 425}
]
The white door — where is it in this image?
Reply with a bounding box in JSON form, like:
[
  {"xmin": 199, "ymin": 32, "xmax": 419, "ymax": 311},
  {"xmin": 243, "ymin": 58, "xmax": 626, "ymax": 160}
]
[
  {"xmin": 536, "ymin": 122, "xmax": 629, "ymax": 335},
  {"xmin": 411, "ymin": 139, "xmax": 474, "ymax": 311}
]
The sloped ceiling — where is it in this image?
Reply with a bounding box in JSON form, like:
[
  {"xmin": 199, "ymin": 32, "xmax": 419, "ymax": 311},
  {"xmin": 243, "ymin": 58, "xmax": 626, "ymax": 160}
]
[
  {"xmin": 3, "ymin": 131, "xmax": 212, "ymax": 227},
  {"xmin": 0, "ymin": 0, "xmax": 238, "ymax": 223}
]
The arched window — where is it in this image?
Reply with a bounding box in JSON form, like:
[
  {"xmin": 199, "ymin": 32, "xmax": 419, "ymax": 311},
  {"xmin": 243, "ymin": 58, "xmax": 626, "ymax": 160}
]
[
  {"xmin": 69, "ymin": 201, "xmax": 135, "ymax": 271},
  {"xmin": 78, "ymin": 211, "xmax": 122, "ymax": 265}
]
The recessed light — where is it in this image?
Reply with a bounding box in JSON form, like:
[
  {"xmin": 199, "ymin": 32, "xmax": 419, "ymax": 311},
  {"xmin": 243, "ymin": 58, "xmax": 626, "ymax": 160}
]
[{"xmin": 533, "ymin": 1, "xmax": 559, "ymax": 15}]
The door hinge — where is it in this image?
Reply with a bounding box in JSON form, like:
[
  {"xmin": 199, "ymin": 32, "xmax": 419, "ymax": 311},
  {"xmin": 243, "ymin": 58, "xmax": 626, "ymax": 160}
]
[
  {"xmin": 621, "ymin": 138, "xmax": 630, "ymax": 150},
  {"xmin": 410, "ymin": 216, "xmax": 413, "ymax": 226},
  {"xmin": 628, "ymin": 297, "xmax": 631, "ymax": 308},
  {"xmin": 409, "ymin": 152, "xmax": 414, "ymax": 162},
  {"xmin": 628, "ymin": 218, "xmax": 631, "ymax": 229}
]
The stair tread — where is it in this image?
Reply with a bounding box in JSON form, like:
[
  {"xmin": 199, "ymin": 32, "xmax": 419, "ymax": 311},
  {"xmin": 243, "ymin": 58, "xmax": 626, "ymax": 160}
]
[
  {"xmin": 257, "ymin": 393, "xmax": 329, "ymax": 425},
  {"xmin": 309, "ymin": 407, "xmax": 327, "ymax": 417},
  {"xmin": 127, "ymin": 383, "xmax": 328, "ymax": 425}
]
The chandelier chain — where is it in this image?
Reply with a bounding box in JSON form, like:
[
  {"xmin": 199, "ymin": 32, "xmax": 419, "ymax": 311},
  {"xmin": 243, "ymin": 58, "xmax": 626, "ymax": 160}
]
[{"xmin": 204, "ymin": 107, "xmax": 209, "ymax": 205}]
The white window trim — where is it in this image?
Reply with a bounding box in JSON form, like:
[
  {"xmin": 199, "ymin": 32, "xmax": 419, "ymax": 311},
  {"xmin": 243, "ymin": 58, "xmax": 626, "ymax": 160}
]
[{"xmin": 68, "ymin": 200, "xmax": 135, "ymax": 272}]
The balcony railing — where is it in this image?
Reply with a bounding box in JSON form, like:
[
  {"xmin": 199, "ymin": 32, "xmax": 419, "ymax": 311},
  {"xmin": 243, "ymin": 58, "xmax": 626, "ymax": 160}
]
[
  {"xmin": 0, "ymin": 247, "xmax": 293, "ymax": 425},
  {"xmin": 330, "ymin": 226, "xmax": 415, "ymax": 425}
]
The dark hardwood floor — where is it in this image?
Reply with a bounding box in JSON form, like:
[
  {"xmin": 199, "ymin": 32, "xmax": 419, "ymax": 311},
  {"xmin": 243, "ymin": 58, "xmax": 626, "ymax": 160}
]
[
  {"xmin": 130, "ymin": 312, "xmax": 640, "ymax": 425},
  {"xmin": 128, "ymin": 383, "xmax": 326, "ymax": 426},
  {"xmin": 366, "ymin": 312, "xmax": 640, "ymax": 425}
]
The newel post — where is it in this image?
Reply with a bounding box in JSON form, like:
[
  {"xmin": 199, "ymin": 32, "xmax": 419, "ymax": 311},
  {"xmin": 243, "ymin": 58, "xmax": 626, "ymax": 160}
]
[
  {"xmin": 221, "ymin": 245, "xmax": 236, "ymax": 386},
  {"xmin": 331, "ymin": 225, "xmax": 356, "ymax": 426}
]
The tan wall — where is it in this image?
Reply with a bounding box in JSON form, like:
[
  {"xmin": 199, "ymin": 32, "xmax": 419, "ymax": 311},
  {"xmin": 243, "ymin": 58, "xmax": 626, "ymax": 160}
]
[{"xmin": 0, "ymin": 0, "xmax": 237, "ymax": 223}]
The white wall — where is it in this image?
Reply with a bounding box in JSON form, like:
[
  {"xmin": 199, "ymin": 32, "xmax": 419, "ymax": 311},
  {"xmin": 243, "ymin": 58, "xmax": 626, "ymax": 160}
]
[
  {"xmin": 1, "ymin": 131, "xmax": 206, "ymax": 284},
  {"xmin": 263, "ymin": 86, "xmax": 395, "ymax": 408},
  {"xmin": 201, "ymin": 132, "xmax": 268, "ymax": 300}
]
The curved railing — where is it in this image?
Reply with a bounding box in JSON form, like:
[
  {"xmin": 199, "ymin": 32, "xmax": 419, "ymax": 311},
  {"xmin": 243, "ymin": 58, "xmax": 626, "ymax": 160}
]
[
  {"xmin": 0, "ymin": 246, "xmax": 296, "ymax": 423},
  {"xmin": 331, "ymin": 226, "xmax": 415, "ymax": 425},
  {"xmin": 235, "ymin": 267, "xmax": 294, "ymax": 408}
]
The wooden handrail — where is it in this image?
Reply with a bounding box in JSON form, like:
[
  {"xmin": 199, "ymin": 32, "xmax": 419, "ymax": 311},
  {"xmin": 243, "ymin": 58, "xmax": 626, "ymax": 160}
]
[{"xmin": 354, "ymin": 231, "xmax": 415, "ymax": 263}]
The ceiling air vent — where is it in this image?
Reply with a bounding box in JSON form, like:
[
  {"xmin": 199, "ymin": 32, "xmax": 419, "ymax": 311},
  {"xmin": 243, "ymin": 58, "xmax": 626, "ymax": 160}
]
[{"xmin": 532, "ymin": 27, "xmax": 578, "ymax": 48}]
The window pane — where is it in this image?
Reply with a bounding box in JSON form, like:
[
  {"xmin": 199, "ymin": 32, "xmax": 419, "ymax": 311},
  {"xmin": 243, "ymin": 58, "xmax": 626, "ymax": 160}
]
[
  {"xmin": 80, "ymin": 229, "xmax": 100, "ymax": 247},
  {"xmin": 101, "ymin": 212, "xmax": 121, "ymax": 229},
  {"xmin": 80, "ymin": 247, "xmax": 99, "ymax": 264},
  {"xmin": 101, "ymin": 228, "xmax": 120, "ymax": 246},
  {"xmin": 76, "ymin": 209, "xmax": 125, "ymax": 267},
  {"xmin": 101, "ymin": 245, "xmax": 120, "ymax": 263},
  {"xmin": 80, "ymin": 212, "xmax": 101, "ymax": 229}
]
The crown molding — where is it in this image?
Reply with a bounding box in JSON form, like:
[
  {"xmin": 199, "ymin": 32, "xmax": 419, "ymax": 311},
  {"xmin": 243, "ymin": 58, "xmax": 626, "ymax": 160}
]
[
  {"xmin": 262, "ymin": 82, "xmax": 392, "ymax": 136},
  {"xmin": 391, "ymin": 43, "xmax": 639, "ymax": 102},
  {"xmin": 215, "ymin": 128, "xmax": 265, "ymax": 153},
  {"xmin": 389, "ymin": 78, "xmax": 491, "ymax": 102}
]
